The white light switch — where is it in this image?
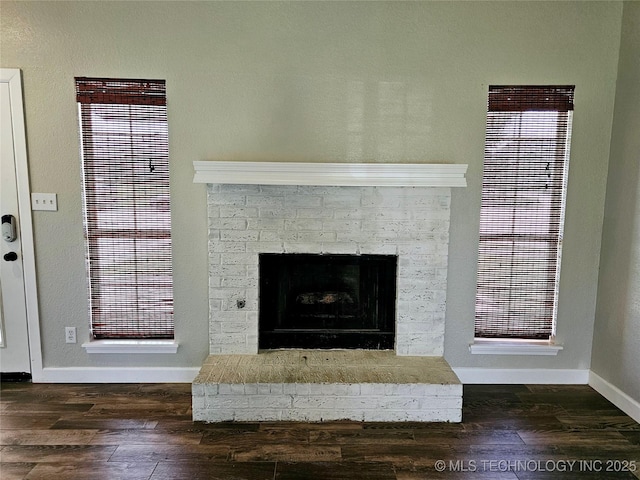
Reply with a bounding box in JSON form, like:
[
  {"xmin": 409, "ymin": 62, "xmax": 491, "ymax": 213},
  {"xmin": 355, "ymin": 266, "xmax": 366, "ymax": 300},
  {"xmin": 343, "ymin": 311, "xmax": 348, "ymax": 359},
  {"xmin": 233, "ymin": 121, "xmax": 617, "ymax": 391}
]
[{"xmin": 31, "ymin": 193, "xmax": 57, "ymax": 211}]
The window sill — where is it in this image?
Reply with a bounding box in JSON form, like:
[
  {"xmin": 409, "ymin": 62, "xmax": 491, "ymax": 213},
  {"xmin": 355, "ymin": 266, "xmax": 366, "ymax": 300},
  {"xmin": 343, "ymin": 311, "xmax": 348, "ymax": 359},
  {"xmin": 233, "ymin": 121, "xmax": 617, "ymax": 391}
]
[
  {"xmin": 469, "ymin": 340, "xmax": 563, "ymax": 356},
  {"xmin": 82, "ymin": 340, "xmax": 178, "ymax": 354}
]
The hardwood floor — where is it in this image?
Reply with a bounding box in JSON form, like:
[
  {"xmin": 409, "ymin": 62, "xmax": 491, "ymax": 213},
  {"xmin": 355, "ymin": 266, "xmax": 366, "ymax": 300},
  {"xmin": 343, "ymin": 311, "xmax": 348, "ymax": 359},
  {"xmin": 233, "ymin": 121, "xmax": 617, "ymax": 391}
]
[{"xmin": 1, "ymin": 383, "xmax": 638, "ymax": 479}]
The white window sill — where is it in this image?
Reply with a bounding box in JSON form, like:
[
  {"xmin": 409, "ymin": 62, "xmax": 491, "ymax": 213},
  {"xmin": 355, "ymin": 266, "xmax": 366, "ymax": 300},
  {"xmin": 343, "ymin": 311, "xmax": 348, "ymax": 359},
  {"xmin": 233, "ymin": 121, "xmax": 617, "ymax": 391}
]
[
  {"xmin": 82, "ymin": 340, "xmax": 179, "ymax": 354},
  {"xmin": 469, "ymin": 340, "xmax": 563, "ymax": 356}
]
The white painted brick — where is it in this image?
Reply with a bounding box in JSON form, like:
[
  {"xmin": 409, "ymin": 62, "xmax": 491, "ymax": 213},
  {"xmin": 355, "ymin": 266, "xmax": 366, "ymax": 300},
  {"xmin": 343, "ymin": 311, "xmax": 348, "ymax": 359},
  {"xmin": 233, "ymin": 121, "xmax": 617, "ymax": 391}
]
[
  {"xmin": 235, "ymin": 409, "xmax": 282, "ymax": 422},
  {"xmin": 220, "ymin": 207, "xmax": 259, "ymax": 218},
  {"xmin": 377, "ymin": 396, "xmax": 421, "ymax": 410},
  {"xmin": 208, "ymin": 194, "xmax": 247, "ymax": 206},
  {"xmin": 285, "ymin": 195, "xmax": 323, "ymax": 208},
  {"xmin": 296, "ymin": 208, "xmax": 334, "ymax": 219},
  {"xmin": 248, "ymin": 395, "xmax": 292, "ymax": 409},
  {"xmin": 220, "ymin": 253, "xmax": 258, "ymax": 265},
  {"xmin": 209, "ymin": 263, "xmax": 246, "ymax": 277},
  {"xmin": 335, "ymin": 231, "xmax": 367, "ymax": 243},
  {"xmin": 358, "ymin": 243, "xmax": 398, "ymax": 255},
  {"xmin": 246, "ymin": 195, "xmax": 285, "ymax": 207},
  {"xmin": 206, "ymin": 395, "xmax": 249, "ymax": 409},
  {"xmin": 209, "ymin": 218, "xmax": 247, "ymax": 230},
  {"xmin": 245, "ymin": 336, "xmax": 259, "ymax": 352},
  {"xmin": 192, "ymin": 409, "xmax": 208, "ymax": 422},
  {"xmin": 243, "ymin": 384, "xmax": 258, "ymax": 395},
  {"xmin": 256, "ymin": 231, "xmax": 283, "ymax": 242},
  {"xmin": 297, "ymin": 231, "xmax": 336, "ymax": 242},
  {"xmin": 294, "ymin": 384, "xmax": 311, "ymax": 395},
  {"xmin": 204, "ymin": 384, "xmax": 219, "ymax": 396},
  {"xmin": 221, "ymin": 276, "xmax": 258, "ymax": 288},
  {"xmin": 207, "ymin": 206, "xmax": 220, "ymax": 218},
  {"xmin": 207, "ymin": 183, "xmax": 453, "ymax": 358},
  {"xmin": 260, "ymin": 185, "xmax": 298, "ymax": 195},
  {"xmin": 213, "ymin": 333, "xmax": 248, "ymax": 345},
  {"xmin": 283, "ymin": 383, "xmax": 297, "ymax": 395},
  {"xmin": 284, "ymin": 219, "xmax": 323, "ymax": 231},
  {"xmin": 247, "ymin": 218, "xmax": 285, "ymax": 230},
  {"xmin": 220, "ymin": 230, "xmax": 260, "ymax": 242},
  {"xmin": 334, "ymin": 208, "xmax": 365, "ymax": 219},
  {"xmin": 297, "ymin": 186, "xmax": 348, "ymax": 196},
  {"xmin": 221, "ymin": 322, "xmax": 253, "ymax": 334},
  {"xmin": 246, "ymin": 241, "xmax": 283, "ymax": 253},
  {"xmin": 334, "ymin": 396, "xmax": 377, "ymax": 410},
  {"xmin": 220, "ymin": 184, "xmax": 262, "ymax": 194},
  {"xmin": 212, "ymin": 311, "xmax": 248, "ymax": 323},
  {"xmin": 307, "ymin": 384, "xmax": 333, "ymax": 395},
  {"xmin": 213, "ymin": 343, "xmax": 255, "ymax": 355},
  {"xmin": 292, "ymin": 396, "xmax": 336, "ymax": 409},
  {"xmin": 323, "ymin": 194, "xmax": 362, "ymax": 208},
  {"xmin": 209, "ymin": 288, "xmax": 246, "ymax": 300},
  {"xmin": 320, "ymin": 243, "xmax": 358, "ymax": 255},
  {"xmin": 360, "ymin": 384, "xmax": 386, "ymax": 396},
  {"xmin": 283, "ymin": 242, "xmax": 324, "ymax": 254},
  {"xmin": 322, "ymin": 220, "xmax": 361, "ymax": 232},
  {"xmin": 210, "ymin": 241, "xmax": 246, "ymax": 253},
  {"xmin": 229, "ymin": 384, "xmax": 246, "ymax": 395},
  {"xmin": 192, "ymin": 396, "xmax": 205, "ymax": 413},
  {"xmin": 383, "ymin": 384, "xmax": 413, "ymax": 396},
  {"xmin": 324, "ymin": 384, "xmax": 361, "ymax": 396},
  {"xmin": 419, "ymin": 396, "xmax": 463, "ymax": 409},
  {"xmin": 259, "ymin": 207, "xmax": 297, "ymax": 218}
]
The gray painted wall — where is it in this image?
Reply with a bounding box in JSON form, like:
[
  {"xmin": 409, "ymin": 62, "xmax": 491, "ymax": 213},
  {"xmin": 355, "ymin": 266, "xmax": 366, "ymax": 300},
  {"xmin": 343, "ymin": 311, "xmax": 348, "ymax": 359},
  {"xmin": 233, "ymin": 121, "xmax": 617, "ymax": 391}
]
[
  {"xmin": 0, "ymin": 2, "xmax": 624, "ymax": 374},
  {"xmin": 592, "ymin": 2, "xmax": 640, "ymax": 402}
]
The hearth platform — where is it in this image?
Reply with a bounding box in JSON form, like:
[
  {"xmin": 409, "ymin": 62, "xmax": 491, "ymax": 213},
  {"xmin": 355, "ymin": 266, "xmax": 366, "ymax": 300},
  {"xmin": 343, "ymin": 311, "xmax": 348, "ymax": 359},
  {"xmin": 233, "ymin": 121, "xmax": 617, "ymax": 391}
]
[{"xmin": 192, "ymin": 350, "xmax": 462, "ymax": 423}]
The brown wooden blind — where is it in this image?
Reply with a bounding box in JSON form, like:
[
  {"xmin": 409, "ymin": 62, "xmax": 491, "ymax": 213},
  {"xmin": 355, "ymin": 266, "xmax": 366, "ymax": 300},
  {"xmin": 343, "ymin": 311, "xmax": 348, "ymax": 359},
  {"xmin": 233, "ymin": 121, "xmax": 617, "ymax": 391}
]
[
  {"xmin": 474, "ymin": 85, "xmax": 574, "ymax": 340},
  {"xmin": 76, "ymin": 77, "xmax": 174, "ymax": 339}
]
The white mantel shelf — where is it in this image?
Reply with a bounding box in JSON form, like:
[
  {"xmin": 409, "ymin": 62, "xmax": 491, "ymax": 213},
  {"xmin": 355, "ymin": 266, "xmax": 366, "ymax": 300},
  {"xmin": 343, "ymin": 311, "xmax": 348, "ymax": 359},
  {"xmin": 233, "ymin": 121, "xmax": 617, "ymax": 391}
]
[{"xmin": 193, "ymin": 161, "xmax": 467, "ymax": 187}]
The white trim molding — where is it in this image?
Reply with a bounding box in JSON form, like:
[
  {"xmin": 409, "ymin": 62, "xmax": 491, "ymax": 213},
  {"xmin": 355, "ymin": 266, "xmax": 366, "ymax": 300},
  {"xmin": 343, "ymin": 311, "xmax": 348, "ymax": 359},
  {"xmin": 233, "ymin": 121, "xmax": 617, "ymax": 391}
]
[
  {"xmin": 193, "ymin": 161, "xmax": 468, "ymax": 187},
  {"xmin": 453, "ymin": 368, "xmax": 589, "ymax": 385},
  {"xmin": 82, "ymin": 339, "xmax": 179, "ymax": 354},
  {"xmin": 469, "ymin": 340, "xmax": 563, "ymax": 356},
  {"xmin": 589, "ymin": 371, "xmax": 640, "ymax": 424},
  {"xmin": 39, "ymin": 367, "xmax": 199, "ymax": 383}
]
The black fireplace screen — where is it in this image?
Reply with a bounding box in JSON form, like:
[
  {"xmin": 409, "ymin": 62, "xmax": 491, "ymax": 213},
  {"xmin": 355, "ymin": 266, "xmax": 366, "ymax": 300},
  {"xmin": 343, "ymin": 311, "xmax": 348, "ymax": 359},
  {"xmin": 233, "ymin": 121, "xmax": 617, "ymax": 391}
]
[{"xmin": 259, "ymin": 253, "xmax": 397, "ymax": 349}]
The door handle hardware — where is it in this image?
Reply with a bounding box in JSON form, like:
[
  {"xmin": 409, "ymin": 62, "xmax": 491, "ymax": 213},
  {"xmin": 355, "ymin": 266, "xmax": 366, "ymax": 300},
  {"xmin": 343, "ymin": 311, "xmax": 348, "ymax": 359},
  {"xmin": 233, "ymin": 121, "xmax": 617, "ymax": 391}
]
[
  {"xmin": 3, "ymin": 252, "xmax": 18, "ymax": 262},
  {"xmin": 2, "ymin": 215, "xmax": 17, "ymax": 242}
]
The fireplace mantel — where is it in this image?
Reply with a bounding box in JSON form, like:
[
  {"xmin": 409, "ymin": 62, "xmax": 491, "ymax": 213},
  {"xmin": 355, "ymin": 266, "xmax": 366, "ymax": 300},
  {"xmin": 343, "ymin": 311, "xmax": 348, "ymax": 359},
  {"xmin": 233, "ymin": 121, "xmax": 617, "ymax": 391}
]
[{"xmin": 193, "ymin": 161, "xmax": 467, "ymax": 187}]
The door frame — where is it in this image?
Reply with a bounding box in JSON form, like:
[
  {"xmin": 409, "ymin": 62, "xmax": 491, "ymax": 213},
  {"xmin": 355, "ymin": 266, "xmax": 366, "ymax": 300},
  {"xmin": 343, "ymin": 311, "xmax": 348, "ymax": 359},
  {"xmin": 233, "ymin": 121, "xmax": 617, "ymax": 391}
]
[{"xmin": 1, "ymin": 68, "xmax": 43, "ymax": 380}]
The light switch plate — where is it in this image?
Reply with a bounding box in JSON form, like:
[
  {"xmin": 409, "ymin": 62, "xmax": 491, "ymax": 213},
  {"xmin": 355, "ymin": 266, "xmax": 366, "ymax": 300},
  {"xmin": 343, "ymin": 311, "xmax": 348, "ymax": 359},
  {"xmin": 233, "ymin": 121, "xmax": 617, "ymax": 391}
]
[{"xmin": 31, "ymin": 193, "xmax": 57, "ymax": 211}]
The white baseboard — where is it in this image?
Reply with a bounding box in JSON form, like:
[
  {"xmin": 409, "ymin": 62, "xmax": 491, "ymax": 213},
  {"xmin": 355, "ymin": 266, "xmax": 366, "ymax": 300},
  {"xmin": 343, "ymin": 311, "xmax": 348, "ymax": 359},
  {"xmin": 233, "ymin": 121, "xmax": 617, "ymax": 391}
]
[
  {"xmin": 588, "ymin": 371, "xmax": 640, "ymax": 424},
  {"xmin": 453, "ymin": 367, "xmax": 590, "ymax": 385},
  {"xmin": 35, "ymin": 367, "xmax": 200, "ymax": 383}
]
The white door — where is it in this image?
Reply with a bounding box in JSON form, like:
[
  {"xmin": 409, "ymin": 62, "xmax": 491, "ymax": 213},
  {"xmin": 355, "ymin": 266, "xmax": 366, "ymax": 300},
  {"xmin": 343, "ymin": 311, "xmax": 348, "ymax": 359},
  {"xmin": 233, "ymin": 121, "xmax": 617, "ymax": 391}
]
[{"xmin": 0, "ymin": 71, "xmax": 31, "ymax": 375}]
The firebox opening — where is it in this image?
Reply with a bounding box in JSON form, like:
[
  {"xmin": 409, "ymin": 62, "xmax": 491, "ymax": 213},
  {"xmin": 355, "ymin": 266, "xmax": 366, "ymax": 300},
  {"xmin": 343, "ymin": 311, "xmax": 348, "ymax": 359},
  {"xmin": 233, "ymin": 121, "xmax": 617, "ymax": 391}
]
[{"xmin": 259, "ymin": 253, "xmax": 397, "ymax": 350}]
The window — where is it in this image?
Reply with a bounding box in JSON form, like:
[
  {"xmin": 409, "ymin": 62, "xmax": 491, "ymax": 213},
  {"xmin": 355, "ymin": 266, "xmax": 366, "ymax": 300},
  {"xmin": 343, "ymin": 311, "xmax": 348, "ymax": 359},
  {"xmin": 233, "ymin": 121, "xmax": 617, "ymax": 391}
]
[
  {"xmin": 76, "ymin": 77, "xmax": 174, "ymax": 339},
  {"xmin": 474, "ymin": 85, "xmax": 574, "ymax": 341}
]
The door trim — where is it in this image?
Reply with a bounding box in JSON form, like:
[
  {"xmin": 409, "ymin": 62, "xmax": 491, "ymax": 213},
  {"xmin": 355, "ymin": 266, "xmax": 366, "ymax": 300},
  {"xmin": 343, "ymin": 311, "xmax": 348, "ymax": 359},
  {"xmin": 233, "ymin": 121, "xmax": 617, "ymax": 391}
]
[{"xmin": 1, "ymin": 68, "xmax": 43, "ymax": 380}]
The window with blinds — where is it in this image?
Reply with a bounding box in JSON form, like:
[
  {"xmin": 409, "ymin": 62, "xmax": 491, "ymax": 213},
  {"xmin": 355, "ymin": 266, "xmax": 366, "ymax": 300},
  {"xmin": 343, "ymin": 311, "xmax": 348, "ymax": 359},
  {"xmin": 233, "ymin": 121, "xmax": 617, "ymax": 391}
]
[
  {"xmin": 76, "ymin": 77, "xmax": 174, "ymax": 339},
  {"xmin": 475, "ymin": 85, "xmax": 574, "ymax": 340}
]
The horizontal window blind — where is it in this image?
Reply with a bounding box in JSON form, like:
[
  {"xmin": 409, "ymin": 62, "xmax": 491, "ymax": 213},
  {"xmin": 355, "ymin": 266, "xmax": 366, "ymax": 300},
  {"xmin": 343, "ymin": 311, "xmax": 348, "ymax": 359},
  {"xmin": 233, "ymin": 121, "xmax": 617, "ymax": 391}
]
[
  {"xmin": 475, "ymin": 85, "xmax": 574, "ymax": 340},
  {"xmin": 76, "ymin": 77, "xmax": 174, "ymax": 339}
]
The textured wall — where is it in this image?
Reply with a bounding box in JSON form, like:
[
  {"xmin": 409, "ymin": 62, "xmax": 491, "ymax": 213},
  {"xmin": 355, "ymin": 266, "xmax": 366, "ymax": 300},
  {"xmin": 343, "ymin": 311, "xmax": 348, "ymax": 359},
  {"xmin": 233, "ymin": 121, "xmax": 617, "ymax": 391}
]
[
  {"xmin": 592, "ymin": 2, "xmax": 640, "ymax": 404},
  {"xmin": 0, "ymin": 1, "xmax": 623, "ymax": 371}
]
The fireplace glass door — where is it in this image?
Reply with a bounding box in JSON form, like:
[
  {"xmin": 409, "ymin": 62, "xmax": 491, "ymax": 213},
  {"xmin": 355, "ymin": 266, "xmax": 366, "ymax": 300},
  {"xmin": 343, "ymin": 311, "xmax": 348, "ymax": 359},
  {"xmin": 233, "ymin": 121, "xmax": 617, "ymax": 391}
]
[{"xmin": 259, "ymin": 254, "xmax": 397, "ymax": 349}]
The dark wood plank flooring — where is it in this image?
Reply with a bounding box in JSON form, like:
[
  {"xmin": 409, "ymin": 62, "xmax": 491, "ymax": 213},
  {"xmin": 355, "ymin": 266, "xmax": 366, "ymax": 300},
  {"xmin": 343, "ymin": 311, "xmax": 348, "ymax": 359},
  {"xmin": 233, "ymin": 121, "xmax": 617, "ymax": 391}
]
[{"xmin": 1, "ymin": 383, "xmax": 639, "ymax": 479}]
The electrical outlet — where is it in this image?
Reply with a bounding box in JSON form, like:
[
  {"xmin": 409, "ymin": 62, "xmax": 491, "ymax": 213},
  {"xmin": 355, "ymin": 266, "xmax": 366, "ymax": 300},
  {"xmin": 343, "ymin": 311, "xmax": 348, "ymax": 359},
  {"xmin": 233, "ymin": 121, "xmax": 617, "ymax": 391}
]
[{"xmin": 65, "ymin": 327, "xmax": 76, "ymax": 344}]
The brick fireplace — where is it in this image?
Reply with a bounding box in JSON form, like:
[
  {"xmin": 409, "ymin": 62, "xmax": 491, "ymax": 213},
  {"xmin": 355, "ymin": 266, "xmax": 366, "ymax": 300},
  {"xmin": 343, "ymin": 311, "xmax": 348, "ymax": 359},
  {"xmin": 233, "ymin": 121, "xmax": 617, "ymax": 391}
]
[{"xmin": 192, "ymin": 161, "xmax": 467, "ymax": 422}]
